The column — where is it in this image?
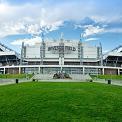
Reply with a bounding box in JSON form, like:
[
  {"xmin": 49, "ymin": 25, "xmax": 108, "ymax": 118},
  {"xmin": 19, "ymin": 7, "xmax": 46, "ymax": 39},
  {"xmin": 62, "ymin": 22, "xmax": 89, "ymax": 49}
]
[
  {"xmin": 38, "ymin": 67, "xmax": 40, "ymax": 74},
  {"xmin": 83, "ymin": 67, "xmax": 85, "ymax": 75},
  {"xmin": 3, "ymin": 68, "xmax": 5, "ymax": 74},
  {"xmin": 102, "ymin": 68, "xmax": 104, "ymax": 75},
  {"xmin": 118, "ymin": 69, "xmax": 120, "ymax": 75},
  {"xmin": 19, "ymin": 67, "xmax": 21, "ymax": 74}
]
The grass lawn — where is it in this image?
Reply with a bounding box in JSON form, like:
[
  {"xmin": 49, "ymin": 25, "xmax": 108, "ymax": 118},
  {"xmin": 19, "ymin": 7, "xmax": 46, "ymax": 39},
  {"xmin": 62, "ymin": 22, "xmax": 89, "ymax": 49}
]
[
  {"xmin": 0, "ymin": 82, "xmax": 122, "ymax": 122},
  {"xmin": 91, "ymin": 75, "xmax": 122, "ymax": 80},
  {"xmin": 0, "ymin": 74, "xmax": 33, "ymax": 79}
]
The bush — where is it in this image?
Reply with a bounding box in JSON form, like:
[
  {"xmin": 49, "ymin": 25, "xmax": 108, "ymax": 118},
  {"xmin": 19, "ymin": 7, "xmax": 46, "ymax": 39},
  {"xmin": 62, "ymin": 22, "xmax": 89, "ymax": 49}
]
[
  {"xmin": 90, "ymin": 74, "xmax": 122, "ymax": 80},
  {"xmin": 0, "ymin": 74, "xmax": 33, "ymax": 79},
  {"xmin": 53, "ymin": 73, "xmax": 71, "ymax": 79}
]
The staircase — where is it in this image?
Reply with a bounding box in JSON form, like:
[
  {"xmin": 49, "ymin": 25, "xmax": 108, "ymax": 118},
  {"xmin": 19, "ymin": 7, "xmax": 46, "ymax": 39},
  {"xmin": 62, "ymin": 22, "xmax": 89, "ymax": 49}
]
[
  {"xmin": 31, "ymin": 74, "xmax": 92, "ymax": 81},
  {"xmin": 70, "ymin": 74, "xmax": 92, "ymax": 81},
  {"xmin": 31, "ymin": 74, "xmax": 54, "ymax": 81}
]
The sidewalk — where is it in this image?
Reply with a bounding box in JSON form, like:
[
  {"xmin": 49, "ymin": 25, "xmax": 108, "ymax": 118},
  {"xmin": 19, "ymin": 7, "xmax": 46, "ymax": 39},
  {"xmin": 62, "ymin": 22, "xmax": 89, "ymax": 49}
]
[
  {"xmin": 0, "ymin": 79, "xmax": 30, "ymax": 85},
  {"xmin": 94, "ymin": 79, "xmax": 122, "ymax": 86}
]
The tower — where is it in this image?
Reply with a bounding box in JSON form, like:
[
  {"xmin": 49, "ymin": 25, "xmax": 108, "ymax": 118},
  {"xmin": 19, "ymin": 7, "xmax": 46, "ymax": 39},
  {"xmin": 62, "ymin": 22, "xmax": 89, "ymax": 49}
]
[
  {"xmin": 20, "ymin": 42, "xmax": 24, "ymax": 65},
  {"xmin": 99, "ymin": 42, "xmax": 103, "ymax": 66},
  {"xmin": 40, "ymin": 33, "xmax": 45, "ymax": 65},
  {"xmin": 59, "ymin": 33, "xmax": 64, "ymax": 72},
  {"xmin": 78, "ymin": 33, "xmax": 83, "ymax": 65}
]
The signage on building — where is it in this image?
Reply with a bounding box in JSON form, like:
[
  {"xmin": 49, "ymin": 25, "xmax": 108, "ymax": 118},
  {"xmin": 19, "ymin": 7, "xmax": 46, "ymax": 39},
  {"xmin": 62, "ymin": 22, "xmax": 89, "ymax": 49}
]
[{"xmin": 48, "ymin": 46, "xmax": 76, "ymax": 51}]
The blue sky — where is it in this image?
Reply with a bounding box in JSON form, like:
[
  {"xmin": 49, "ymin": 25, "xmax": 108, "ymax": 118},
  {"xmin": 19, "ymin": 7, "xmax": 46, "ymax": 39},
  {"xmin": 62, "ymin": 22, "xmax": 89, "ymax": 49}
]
[{"xmin": 0, "ymin": 0, "xmax": 122, "ymax": 53}]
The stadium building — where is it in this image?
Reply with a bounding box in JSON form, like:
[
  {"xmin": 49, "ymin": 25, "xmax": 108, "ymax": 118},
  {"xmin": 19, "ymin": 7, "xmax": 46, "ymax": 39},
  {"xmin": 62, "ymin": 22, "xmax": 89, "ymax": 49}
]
[{"xmin": 0, "ymin": 36, "xmax": 122, "ymax": 75}]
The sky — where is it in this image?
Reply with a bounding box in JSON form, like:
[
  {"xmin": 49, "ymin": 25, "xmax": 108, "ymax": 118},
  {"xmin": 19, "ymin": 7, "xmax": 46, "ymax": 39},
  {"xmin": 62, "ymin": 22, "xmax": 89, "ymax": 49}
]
[{"xmin": 0, "ymin": 0, "xmax": 122, "ymax": 53}]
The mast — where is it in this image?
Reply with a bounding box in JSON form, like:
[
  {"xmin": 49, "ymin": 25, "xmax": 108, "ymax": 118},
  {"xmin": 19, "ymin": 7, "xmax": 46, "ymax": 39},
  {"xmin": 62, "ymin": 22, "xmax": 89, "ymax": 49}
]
[
  {"xmin": 40, "ymin": 33, "xmax": 45, "ymax": 65},
  {"xmin": 79, "ymin": 33, "xmax": 83, "ymax": 65},
  {"xmin": 99, "ymin": 42, "xmax": 103, "ymax": 66},
  {"xmin": 59, "ymin": 32, "xmax": 64, "ymax": 72},
  {"xmin": 20, "ymin": 42, "xmax": 24, "ymax": 65}
]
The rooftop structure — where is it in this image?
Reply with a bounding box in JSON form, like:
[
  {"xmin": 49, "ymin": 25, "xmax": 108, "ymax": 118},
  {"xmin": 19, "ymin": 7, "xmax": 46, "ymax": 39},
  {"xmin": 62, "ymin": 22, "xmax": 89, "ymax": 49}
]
[
  {"xmin": 0, "ymin": 38, "xmax": 122, "ymax": 75},
  {"xmin": 0, "ymin": 42, "xmax": 20, "ymax": 66}
]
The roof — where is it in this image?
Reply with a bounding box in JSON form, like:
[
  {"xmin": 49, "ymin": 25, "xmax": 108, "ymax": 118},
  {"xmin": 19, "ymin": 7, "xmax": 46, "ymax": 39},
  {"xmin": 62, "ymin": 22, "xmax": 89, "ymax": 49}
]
[
  {"xmin": 0, "ymin": 42, "xmax": 20, "ymax": 58},
  {"xmin": 103, "ymin": 45, "xmax": 122, "ymax": 59}
]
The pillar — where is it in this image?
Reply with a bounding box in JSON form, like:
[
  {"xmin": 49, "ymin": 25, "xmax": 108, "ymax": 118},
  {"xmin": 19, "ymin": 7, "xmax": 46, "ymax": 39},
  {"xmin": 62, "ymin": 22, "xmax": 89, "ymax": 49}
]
[
  {"xmin": 38, "ymin": 67, "xmax": 40, "ymax": 74},
  {"xmin": 3, "ymin": 68, "xmax": 5, "ymax": 74},
  {"xmin": 19, "ymin": 67, "xmax": 21, "ymax": 74},
  {"xmin": 83, "ymin": 67, "xmax": 85, "ymax": 75},
  {"xmin": 102, "ymin": 68, "xmax": 104, "ymax": 75},
  {"xmin": 118, "ymin": 69, "xmax": 120, "ymax": 75}
]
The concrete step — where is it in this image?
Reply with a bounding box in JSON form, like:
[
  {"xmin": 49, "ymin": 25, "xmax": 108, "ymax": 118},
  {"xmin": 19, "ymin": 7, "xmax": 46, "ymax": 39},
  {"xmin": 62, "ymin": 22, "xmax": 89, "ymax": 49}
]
[
  {"xmin": 70, "ymin": 74, "xmax": 92, "ymax": 80},
  {"xmin": 32, "ymin": 74, "xmax": 92, "ymax": 81}
]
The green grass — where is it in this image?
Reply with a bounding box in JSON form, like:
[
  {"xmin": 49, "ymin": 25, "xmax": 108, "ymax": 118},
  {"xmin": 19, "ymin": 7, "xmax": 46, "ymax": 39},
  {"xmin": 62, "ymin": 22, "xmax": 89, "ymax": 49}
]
[
  {"xmin": 0, "ymin": 82, "xmax": 122, "ymax": 122},
  {"xmin": 91, "ymin": 74, "xmax": 122, "ymax": 80},
  {"xmin": 0, "ymin": 74, "xmax": 33, "ymax": 79}
]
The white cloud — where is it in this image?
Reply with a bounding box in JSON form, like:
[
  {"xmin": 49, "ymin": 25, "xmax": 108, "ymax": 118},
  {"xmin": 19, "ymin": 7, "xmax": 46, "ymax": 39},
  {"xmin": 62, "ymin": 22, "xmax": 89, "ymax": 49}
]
[
  {"xmin": 0, "ymin": 0, "xmax": 122, "ymax": 39},
  {"xmin": 91, "ymin": 15, "xmax": 122, "ymax": 25},
  {"xmin": 83, "ymin": 25, "xmax": 104, "ymax": 37},
  {"xmin": 105, "ymin": 28, "xmax": 122, "ymax": 33},
  {"xmin": 84, "ymin": 38, "xmax": 99, "ymax": 42},
  {"xmin": 11, "ymin": 36, "xmax": 42, "ymax": 46},
  {"xmin": 0, "ymin": 2, "xmax": 64, "ymax": 38},
  {"xmin": 0, "ymin": 19, "xmax": 63, "ymax": 38},
  {"xmin": 103, "ymin": 50, "xmax": 109, "ymax": 54},
  {"xmin": 0, "ymin": 21, "xmax": 26, "ymax": 37}
]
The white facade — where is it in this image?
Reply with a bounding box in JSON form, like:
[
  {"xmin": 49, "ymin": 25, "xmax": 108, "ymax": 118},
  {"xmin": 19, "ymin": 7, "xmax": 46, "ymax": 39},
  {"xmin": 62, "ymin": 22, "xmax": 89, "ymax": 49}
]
[
  {"xmin": 0, "ymin": 42, "xmax": 122, "ymax": 75},
  {"xmin": 83, "ymin": 46, "xmax": 98, "ymax": 59},
  {"xmin": 44, "ymin": 40, "xmax": 79, "ymax": 59},
  {"xmin": 22, "ymin": 39, "xmax": 101, "ymax": 65},
  {"xmin": 25, "ymin": 44, "xmax": 41, "ymax": 58}
]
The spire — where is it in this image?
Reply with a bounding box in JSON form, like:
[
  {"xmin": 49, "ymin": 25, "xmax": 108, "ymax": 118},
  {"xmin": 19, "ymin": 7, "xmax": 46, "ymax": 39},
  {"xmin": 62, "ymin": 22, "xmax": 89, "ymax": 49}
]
[
  {"xmin": 41, "ymin": 32, "xmax": 44, "ymax": 42},
  {"xmin": 61, "ymin": 32, "xmax": 64, "ymax": 39},
  {"xmin": 20, "ymin": 42, "xmax": 24, "ymax": 65},
  {"xmin": 99, "ymin": 42, "xmax": 103, "ymax": 66},
  {"xmin": 80, "ymin": 33, "xmax": 83, "ymax": 42}
]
